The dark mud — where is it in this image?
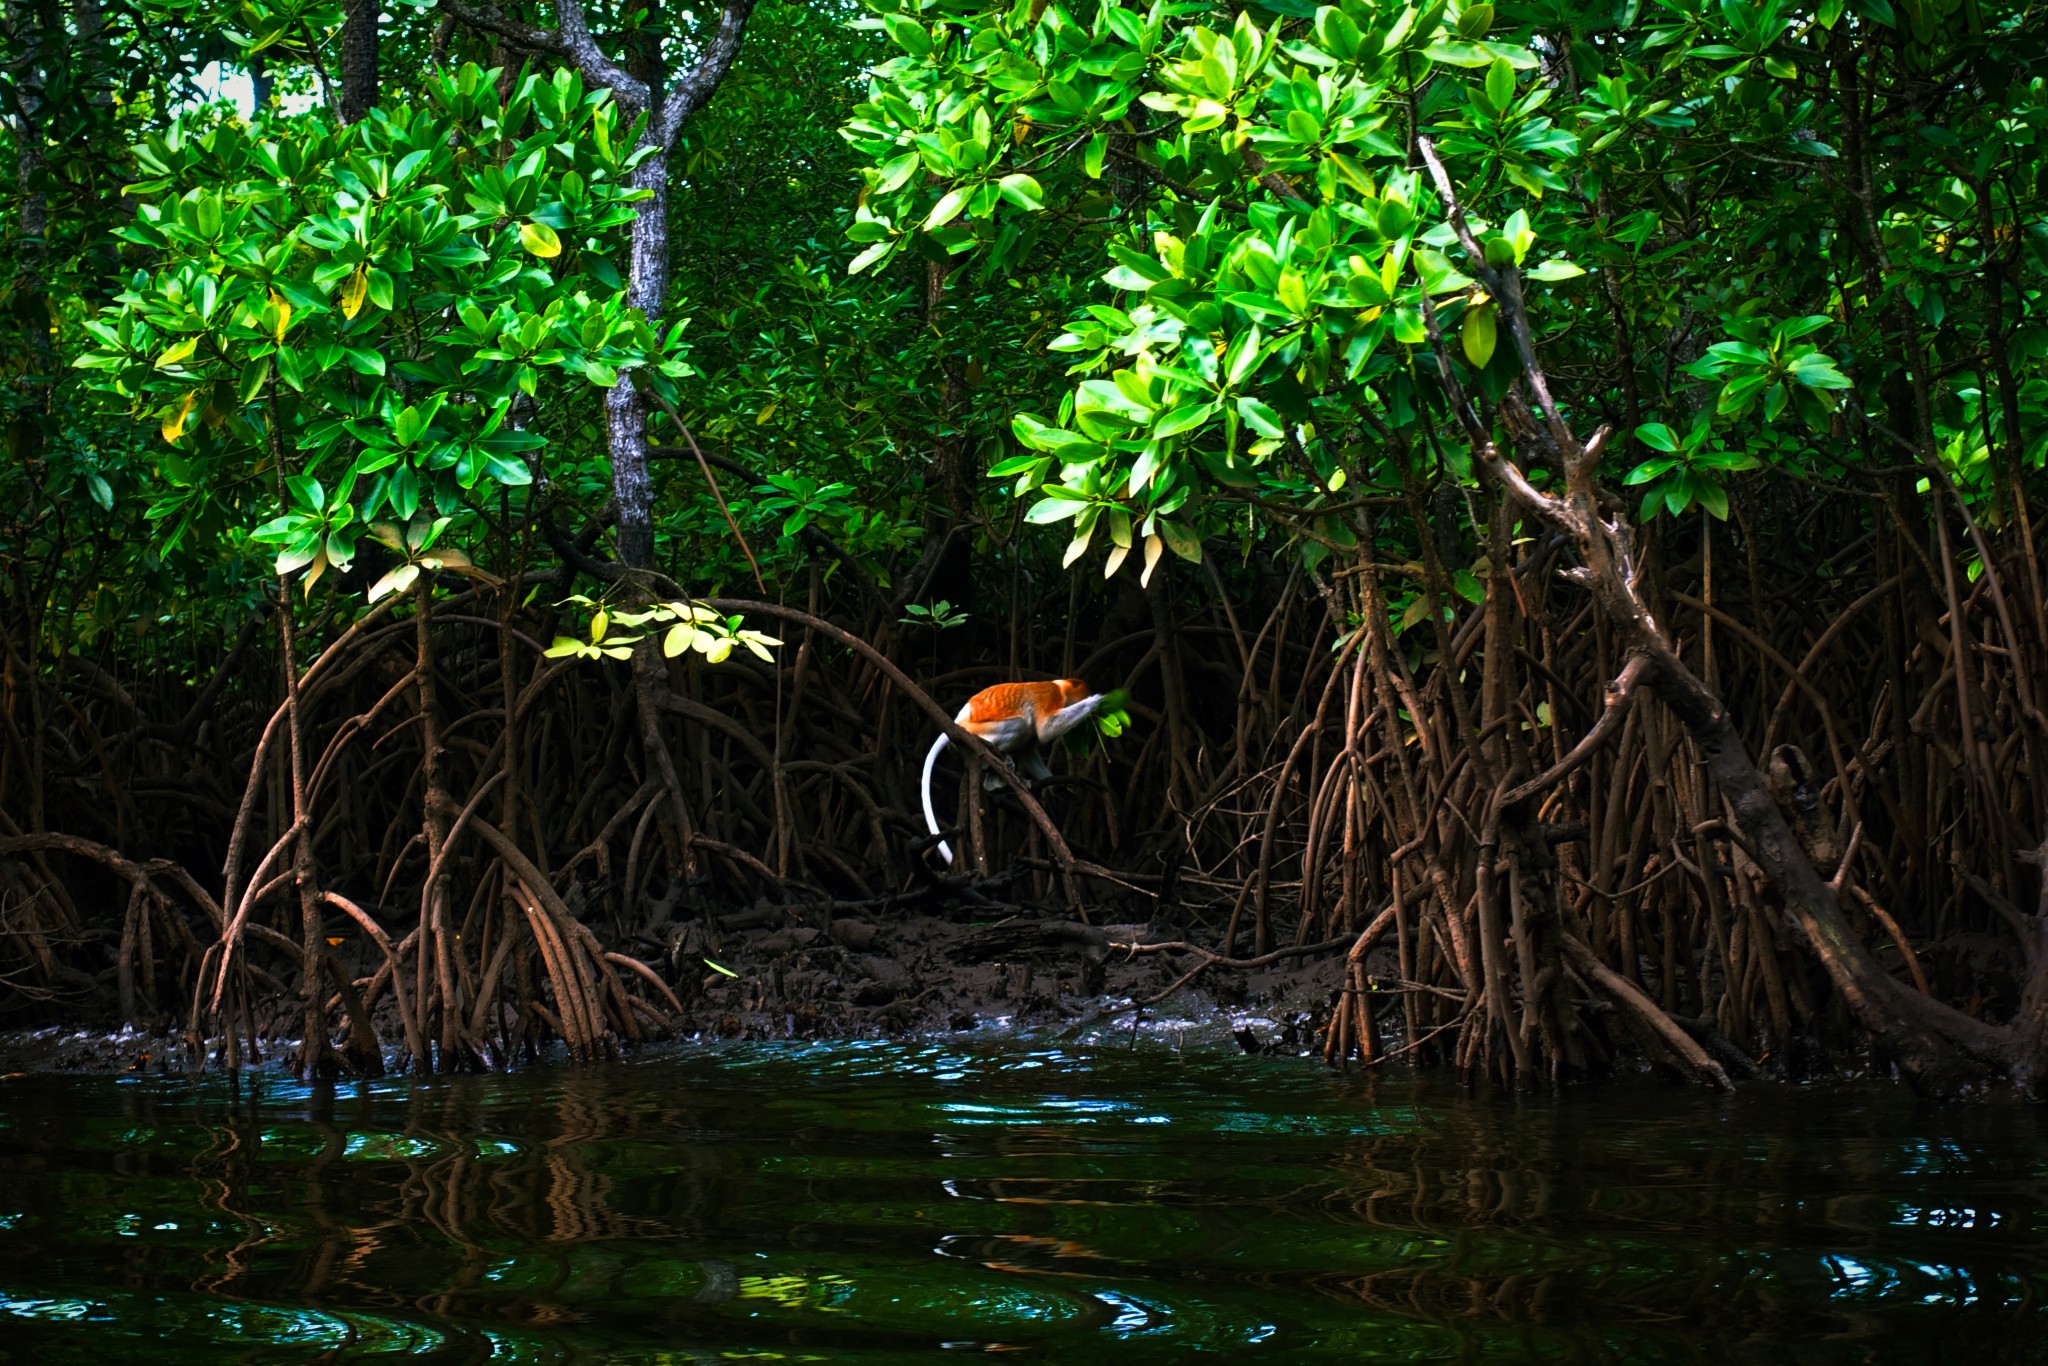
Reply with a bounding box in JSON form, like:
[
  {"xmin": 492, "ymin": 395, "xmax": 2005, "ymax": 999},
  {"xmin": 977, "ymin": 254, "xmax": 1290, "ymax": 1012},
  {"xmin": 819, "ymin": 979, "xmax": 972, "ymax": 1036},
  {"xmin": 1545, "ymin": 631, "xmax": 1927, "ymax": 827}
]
[{"xmin": 0, "ymin": 902, "xmax": 1348, "ymax": 1075}]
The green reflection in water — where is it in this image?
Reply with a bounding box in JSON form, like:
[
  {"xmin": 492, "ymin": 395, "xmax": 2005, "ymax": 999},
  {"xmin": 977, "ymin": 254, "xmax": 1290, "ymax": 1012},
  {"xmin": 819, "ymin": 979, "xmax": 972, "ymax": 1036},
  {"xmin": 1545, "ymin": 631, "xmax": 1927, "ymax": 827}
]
[{"xmin": 0, "ymin": 1037, "xmax": 2045, "ymax": 1362}]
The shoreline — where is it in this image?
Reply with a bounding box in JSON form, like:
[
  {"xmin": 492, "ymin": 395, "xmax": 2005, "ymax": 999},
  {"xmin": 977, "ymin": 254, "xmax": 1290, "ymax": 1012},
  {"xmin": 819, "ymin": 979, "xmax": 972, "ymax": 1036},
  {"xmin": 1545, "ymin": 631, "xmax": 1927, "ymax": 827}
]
[{"xmin": 0, "ymin": 904, "xmax": 1348, "ymax": 1077}]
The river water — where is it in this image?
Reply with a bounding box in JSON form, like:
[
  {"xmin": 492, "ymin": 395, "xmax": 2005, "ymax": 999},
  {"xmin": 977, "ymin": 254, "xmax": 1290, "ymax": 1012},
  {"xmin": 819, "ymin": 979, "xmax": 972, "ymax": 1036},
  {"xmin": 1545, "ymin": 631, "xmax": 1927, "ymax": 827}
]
[{"xmin": 0, "ymin": 1033, "xmax": 2043, "ymax": 1362}]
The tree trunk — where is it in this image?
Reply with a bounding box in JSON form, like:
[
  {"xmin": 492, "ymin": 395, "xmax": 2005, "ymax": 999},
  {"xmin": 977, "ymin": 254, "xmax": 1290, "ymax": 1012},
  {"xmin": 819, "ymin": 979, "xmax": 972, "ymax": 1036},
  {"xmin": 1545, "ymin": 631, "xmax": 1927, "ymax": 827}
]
[
  {"xmin": 339, "ymin": 0, "xmax": 379, "ymax": 123},
  {"xmin": 607, "ymin": 146, "xmax": 666, "ymax": 570}
]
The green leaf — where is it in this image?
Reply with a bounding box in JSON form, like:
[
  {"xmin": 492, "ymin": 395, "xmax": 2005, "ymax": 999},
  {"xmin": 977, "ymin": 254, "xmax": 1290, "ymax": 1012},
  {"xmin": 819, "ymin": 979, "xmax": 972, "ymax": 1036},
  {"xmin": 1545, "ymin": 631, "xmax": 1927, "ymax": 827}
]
[
  {"xmin": 1705, "ymin": 341, "xmax": 1771, "ymax": 368},
  {"xmin": 1775, "ymin": 315, "xmax": 1833, "ymax": 343},
  {"xmin": 997, "ymin": 173, "xmax": 1044, "ymax": 211},
  {"xmin": 1461, "ymin": 303, "xmax": 1497, "ymax": 368},
  {"xmin": 1764, "ymin": 381, "xmax": 1789, "ymax": 423},
  {"xmin": 1237, "ymin": 395, "xmax": 1285, "ymax": 438},
  {"xmin": 1634, "ymin": 422, "xmax": 1679, "ymax": 453},
  {"xmin": 1425, "ymin": 39, "xmax": 1499, "ymax": 67},
  {"xmin": 924, "ymin": 188, "xmax": 969, "ymax": 229},
  {"xmin": 155, "ymin": 336, "xmax": 199, "ymax": 369},
  {"xmin": 988, "ymin": 452, "xmax": 1045, "ymax": 478},
  {"xmin": 285, "ymin": 473, "xmax": 325, "ymax": 512},
  {"xmin": 876, "ymin": 152, "xmax": 919, "ymax": 193},
  {"xmin": 1484, "ymin": 57, "xmax": 1515, "ymax": 113},
  {"xmin": 237, "ymin": 358, "xmax": 272, "ymax": 405},
  {"xmin": 519, "ymin": 221, "xmax": 563, "ymax": 257},
  {"xmin": 1791, "ymin": 357, "xmax": 1853, "ymax": 390},
  {"xmin": 1377, "ymin": 197, "xmax": 1416, "ymax": 238},
  {"xmin": 1154, "ymin": 401, "xmax": 1219, "ymax": 438},
  {"xmin": 1025, "ymin": 493, "xmax": 1090, "ymax": 523},
  {"xmin": 1695, "ymin": 478, "xmax": 1730, "ymax": 521},
  {"xmin": 1013, "ymin": 414, "xmax": 1096, "ymax": 453},
  {"xmin": 1276, "ymin": 268, "xmax": 1311, "ymax": 314},
  {"xmin": 485, "ymin": 456, "xmax": 534, "ymax": 486},
  {"xmin": 1717, "ymin": 373, "xmax": 1772, "ymax": 413},
  {"xmin": 848, "ymin": 240, "xmax": 894, "ymax": 275},
  {"xmin": 882, "ymin": 13, "xmax": 931, "ymax": 58},
  {"xmin": 1224, "ymin": 324, "xmax": 1265, "ymax": 386}
]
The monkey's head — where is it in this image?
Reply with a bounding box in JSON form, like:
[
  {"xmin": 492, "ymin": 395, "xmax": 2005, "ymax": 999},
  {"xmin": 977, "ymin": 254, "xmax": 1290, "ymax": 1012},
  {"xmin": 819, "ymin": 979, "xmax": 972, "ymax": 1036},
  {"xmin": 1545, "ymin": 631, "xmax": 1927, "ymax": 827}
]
[{"xmin": 1053, "ymin": 678, "xmax": 1092, "ymax": 706}]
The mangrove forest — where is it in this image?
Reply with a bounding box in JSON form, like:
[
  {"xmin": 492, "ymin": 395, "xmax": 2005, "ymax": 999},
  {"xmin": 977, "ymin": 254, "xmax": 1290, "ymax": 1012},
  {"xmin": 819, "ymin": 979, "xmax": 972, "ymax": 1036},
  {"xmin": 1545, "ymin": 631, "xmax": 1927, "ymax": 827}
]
[{"xmin": 4, "ymin": 0, "xmax": 2048, "ymax": 1104}]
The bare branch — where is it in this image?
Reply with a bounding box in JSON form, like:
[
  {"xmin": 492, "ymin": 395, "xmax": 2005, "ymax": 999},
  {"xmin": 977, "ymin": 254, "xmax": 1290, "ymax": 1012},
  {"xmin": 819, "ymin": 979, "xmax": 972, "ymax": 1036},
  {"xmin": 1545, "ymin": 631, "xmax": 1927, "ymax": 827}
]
[
  {"xmin": 1415, "ymin": 134, "xmax": 1577, "ymax": 456},
  {"xmin": 1563, "ymin": 933, "xmax": 1733, "ymax": 1089},
  {"xmin": 435, "ymin": 0, "xmax": 648, "ymax": 108},
  {"xmin": 651, "ymin": 0, "xmax": 755, "ymax": 150},
  {"xmin": 1501, "ymin": 653, "xmax": 1647, "ymax": 808},
  {"xmin": 434, "ymin": 0, "xmax": 567, "ymax": 56},
  {"xmin": 642, "ymin": 386, "xmax": 764, "ymax": 590},
  {"xmin": 553, "ymin": 0, "xmax": 646, "ymax": 107},
  {"xmin": 1240, "ymin": 143, "xmax": 1311, "ymax": 204}
]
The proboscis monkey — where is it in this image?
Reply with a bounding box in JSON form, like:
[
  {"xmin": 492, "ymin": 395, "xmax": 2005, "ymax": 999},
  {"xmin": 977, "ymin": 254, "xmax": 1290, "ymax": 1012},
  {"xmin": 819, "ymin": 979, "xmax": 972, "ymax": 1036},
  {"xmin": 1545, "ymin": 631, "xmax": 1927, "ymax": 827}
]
[{"xmin": 920, "ymin": 679, "xmax": 1106, "ymax": 867}]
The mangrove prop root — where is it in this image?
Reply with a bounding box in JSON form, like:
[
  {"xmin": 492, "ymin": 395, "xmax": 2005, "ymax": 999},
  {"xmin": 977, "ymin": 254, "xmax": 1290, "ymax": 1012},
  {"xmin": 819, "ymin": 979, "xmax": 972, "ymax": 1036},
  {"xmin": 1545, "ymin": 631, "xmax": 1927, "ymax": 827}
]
[{"xmin": 7, "ymin": 447, "xmax": 2048, "ymax": 1098}]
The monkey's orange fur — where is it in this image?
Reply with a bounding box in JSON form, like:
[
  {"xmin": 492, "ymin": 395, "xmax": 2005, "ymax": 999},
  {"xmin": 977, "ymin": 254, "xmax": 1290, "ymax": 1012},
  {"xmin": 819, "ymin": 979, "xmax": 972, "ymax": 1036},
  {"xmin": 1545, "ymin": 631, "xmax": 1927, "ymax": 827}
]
[
  {"xmin": 920, "ymin": 677, "xmax": 1104, "ymax": 866},
  {"xmin": 958, "ymin": 679, "xmax": 1091, "ymax": 732}
]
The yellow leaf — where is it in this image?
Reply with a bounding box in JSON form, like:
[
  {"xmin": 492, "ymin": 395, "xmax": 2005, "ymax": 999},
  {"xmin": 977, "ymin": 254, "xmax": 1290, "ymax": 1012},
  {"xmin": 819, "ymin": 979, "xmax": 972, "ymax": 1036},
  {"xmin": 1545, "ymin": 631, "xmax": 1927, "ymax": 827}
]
[
  {"xmin": 755, "ymin": 402, "xmax": 778, "ymax": 425},
  {"xmin": 368, "ymin": 563, "xmax": 418, "ymax": 603},
  {"xmin": 155, "ymin": 336, "xmax": 198, "ymax": 369},
  {"xmin": 1103, "ymin": 541, "xmax": 1130, "ymax": 579},
  {"xmin": 1140, "ymin": 533, "xmax": 1164, "ymax": 588},
  {"xmin": 268, "ymin": 289, "xmax": 292, "ymax": 343},
  {"xmin": 303, "ymin": 547, "xmax": 330, "ymax": 596},
  {"xmin": 161, "ymin": 390, "xmax": 197, "ymax": 443},
  {"xmin": 422, "ymin": 546, "xmax": 503, "ymax": 585},
  {"xmin": 591, "ymin": 607, "xmax": 610, "ymax": 642},
  {"xmin": 519, "ymin": 221, "xmax": 562, "ymax": 258},
  {"xmin": 340, "ymin": 266, "xmax": 368, "ymax": 320}
]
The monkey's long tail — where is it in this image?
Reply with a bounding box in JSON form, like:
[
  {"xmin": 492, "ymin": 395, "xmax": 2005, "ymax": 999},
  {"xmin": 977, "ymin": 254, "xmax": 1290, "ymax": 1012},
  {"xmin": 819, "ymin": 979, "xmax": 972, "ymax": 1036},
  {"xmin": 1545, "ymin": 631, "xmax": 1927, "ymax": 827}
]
[{"xmin": 920, "ymin": 733, "xmax": 953, "ymax": 866}]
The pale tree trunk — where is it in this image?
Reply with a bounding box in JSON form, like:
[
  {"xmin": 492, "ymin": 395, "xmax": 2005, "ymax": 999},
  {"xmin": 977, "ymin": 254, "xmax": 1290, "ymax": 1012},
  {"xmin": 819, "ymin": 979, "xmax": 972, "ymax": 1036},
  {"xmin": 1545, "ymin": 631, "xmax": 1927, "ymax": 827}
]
[
  {"xmin": 439, "ymin": 0, "xmax": 754, "ymax": 572},
  {"xmin": 606, "ymin": 149, "xmax": 666, "ymax": 567},
  {"xmin": 437, "ymin": 0, "xmax": 754, "ymax": 911}
]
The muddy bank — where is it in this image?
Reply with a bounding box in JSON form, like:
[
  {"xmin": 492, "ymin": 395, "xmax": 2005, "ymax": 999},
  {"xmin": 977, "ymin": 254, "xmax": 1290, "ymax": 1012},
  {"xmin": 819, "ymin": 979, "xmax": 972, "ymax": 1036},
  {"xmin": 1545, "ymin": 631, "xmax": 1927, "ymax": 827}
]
[{"xmin": 0, "ymin": 901, "xmax": 1350, "ymax": 1075}]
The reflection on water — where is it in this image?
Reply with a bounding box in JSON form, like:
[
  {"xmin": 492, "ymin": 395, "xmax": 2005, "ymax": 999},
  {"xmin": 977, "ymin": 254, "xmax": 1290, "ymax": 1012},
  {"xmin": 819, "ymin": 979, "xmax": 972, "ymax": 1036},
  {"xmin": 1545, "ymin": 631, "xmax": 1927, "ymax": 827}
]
[{"xmin": 0, "ymin": 1036, "xmax": 2044, "ymax": 1362}]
